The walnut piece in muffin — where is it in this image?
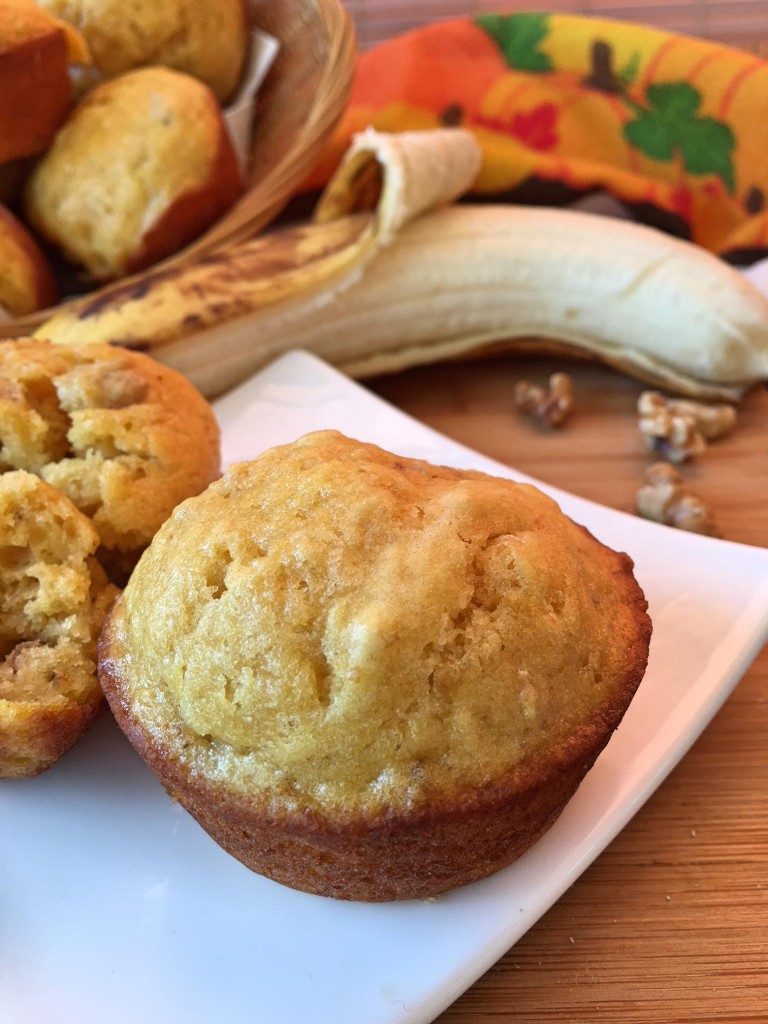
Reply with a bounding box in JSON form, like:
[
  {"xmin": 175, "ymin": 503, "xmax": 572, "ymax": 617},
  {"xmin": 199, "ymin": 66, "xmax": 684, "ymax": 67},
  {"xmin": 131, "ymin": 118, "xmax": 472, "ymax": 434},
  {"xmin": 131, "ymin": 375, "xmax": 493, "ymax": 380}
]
[{"xmin": 0, "ymin": 471, "xmax": 118, "ymax": 778}]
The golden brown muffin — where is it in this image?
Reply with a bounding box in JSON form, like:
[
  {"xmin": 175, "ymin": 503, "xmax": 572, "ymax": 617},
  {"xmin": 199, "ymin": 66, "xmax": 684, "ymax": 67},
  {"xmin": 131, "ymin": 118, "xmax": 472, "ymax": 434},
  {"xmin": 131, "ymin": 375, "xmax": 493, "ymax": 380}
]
[
  {"xmin": 0, "ymin": 0, "xmax": 89, "ymax": 163},
  {"xmin": 0, "ymin": 470, "xmax": 118, "ymax": 778},
  {"xmin": 99, "ymin": 431, "xmax": 652, "ymax": 901},
  {"xmin": 0, "ymin": 204, "xmax": 58, "ymax": 316},
  {"xmin": 0, "ymin": 339, "xmax": 221, "ymax": 581},
  {"xmin": 38, "ymin": 0, "xmax": 248, "ymax": 104},
  {"xmin": 24, "ymin": 67, "xmax": 244, "ymax": 281}
]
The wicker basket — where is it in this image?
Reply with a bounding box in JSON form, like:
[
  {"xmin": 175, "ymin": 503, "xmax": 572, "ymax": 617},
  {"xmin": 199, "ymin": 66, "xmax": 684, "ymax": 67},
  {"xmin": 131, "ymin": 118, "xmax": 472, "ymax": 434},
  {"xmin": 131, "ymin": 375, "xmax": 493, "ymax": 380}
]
[{"xmin": 6, "ymin": 0, "xmax": 357, "ymax": 336}]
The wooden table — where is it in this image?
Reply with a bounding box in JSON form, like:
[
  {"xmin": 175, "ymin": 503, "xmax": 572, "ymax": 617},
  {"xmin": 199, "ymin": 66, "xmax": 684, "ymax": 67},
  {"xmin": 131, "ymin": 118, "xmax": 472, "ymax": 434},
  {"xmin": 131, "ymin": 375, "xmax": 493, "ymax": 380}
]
[{"xmin": 370, "ymin": 355, "xmax": 768, "ymax": 1023}]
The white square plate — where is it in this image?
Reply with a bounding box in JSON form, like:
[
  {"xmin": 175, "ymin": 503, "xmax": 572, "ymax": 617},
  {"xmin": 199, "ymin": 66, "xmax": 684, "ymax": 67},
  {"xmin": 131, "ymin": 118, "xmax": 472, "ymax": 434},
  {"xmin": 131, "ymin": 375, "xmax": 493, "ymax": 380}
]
[{"xmin": 3, "ymin": 351, "xmax": 767, "ymax": 1024}]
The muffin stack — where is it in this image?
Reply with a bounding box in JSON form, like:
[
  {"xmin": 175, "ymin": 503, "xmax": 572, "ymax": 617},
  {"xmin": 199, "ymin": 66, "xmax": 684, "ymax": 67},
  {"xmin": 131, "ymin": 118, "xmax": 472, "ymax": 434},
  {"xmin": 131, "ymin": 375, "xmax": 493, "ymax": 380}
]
[{"xmin": 0, "ymin": 339, "xmax": 220, "ymax": 777}]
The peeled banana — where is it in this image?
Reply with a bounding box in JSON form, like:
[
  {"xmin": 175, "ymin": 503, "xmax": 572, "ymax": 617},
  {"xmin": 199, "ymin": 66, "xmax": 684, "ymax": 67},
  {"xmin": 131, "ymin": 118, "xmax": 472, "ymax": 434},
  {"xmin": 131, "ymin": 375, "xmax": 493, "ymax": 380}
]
[{"xmin": 35, "ymin": 128, "xmax": 768, "ymax": 401}]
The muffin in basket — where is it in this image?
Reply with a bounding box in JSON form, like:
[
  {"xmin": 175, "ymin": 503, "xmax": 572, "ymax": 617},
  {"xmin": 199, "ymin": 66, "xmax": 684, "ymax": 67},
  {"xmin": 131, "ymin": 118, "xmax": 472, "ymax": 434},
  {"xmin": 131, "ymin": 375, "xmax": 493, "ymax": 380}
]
[
  {"xmin": 0, "ymin": 0, "xmax": 88, "ymax": 164},
  {"xmin": 0, "ymin": 205, "xmax": 58, "ymax": 316},
  {"xmin": 0, "ymin": 339, "xmax": 220, "ymax": 582},
  {"xmin": 0, "ymin": 471, "xmax": 118, "ymax": 778},
  {"xmin": 99, "ymin": 431, "xmax": 651, "ymax": 901},
  {"xmin": 37, "ymin": 0, "xmax": 248, "ymax": 103},
  {"xmin": 24, "ymin": 66, "xmax": 243, "ymax": 281}
]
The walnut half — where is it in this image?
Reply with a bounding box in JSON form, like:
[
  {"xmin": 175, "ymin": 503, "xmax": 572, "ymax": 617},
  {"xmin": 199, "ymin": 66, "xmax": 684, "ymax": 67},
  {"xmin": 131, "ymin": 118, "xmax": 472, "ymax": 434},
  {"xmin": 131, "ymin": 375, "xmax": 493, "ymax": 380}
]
[
  {"xmin": 636, "ymin": 462, "xmax": 719, "ymax": 537},
  {"xmin": 638, "ymin": 391, "xmax": 736, "ymax": 463},
  {"xmin": 514, "ymin": 372, "xmax": 574, "ymax": 428}
]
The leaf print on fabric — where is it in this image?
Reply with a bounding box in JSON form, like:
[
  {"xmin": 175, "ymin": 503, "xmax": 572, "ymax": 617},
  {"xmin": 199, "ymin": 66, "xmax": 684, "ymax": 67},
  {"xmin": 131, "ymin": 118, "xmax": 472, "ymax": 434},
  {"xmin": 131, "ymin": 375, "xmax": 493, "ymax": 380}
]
[
  {"xmin": 624, "ymin": 82, "xmax": 736, "ymax": 193},
  {"xmin": 677, "ymin": 118, "xmax": 735, "ymax": 193},
  {"xmin": 624, "ymin": 111, "xmax": 676, "ymax": 160},
  {"xmin": 618, "ymin": 51, "xmax": 641, "ymax": 88},
  {"xmin": 475, "ymin": 13, "xmax": 553, "ymax": 73},
  {"xmin": 647, "ymin": 81, "xmax": 701, "ymax": 117}
]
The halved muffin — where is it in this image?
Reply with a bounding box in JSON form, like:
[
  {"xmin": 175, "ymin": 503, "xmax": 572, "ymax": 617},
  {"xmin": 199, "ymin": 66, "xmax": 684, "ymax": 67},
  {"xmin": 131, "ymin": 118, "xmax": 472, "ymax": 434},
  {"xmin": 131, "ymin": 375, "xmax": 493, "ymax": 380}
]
[
  {"xmin": 0, "ymin": 470, "xmax": 117, "ymax": 777},
  {"xmin": 99, "ymin": 431, "xmax": 651, "ymax": 900}
]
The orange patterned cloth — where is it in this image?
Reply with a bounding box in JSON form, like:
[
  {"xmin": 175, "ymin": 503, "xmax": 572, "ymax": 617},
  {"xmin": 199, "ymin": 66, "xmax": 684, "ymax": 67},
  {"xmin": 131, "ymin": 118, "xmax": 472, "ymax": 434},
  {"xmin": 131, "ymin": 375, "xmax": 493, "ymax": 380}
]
[{"xmin": 308, "ymin": 13, "xmax": 768, "ymax": 260}]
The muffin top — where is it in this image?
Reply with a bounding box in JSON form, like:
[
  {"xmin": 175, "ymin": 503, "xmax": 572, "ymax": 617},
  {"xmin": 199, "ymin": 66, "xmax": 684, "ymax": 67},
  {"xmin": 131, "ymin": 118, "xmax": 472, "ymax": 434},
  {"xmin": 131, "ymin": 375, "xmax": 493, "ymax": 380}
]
[
  {"xmin": 105, "ymin": 431, "xmax": 650, "ymax": 817},
  {"xmin": 0, "ymin": 339, "xmax": 220, "ymax": 578}
]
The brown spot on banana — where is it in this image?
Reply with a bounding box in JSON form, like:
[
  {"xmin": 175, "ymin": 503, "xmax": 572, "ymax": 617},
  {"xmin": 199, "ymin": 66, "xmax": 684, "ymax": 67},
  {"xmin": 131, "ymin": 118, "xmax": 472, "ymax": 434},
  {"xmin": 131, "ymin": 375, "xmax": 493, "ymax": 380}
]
[{"xmin": 40, "ymin": 214, "xmax": 376, "ymax": 349}]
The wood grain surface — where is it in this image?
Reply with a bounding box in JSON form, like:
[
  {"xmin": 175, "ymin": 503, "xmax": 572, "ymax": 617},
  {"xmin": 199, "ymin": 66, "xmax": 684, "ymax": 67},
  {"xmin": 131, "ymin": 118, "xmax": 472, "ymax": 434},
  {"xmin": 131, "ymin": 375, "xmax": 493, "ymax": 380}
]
[{"xmin": 369, "ymin": 356, "xmax": 768, "ymax": 1024}]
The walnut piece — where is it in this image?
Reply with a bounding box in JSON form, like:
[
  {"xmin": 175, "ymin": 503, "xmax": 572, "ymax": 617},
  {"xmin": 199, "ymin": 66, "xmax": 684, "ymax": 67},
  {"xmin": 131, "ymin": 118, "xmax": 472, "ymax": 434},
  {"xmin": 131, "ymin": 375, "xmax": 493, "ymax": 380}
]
[
  {"xmin": 663, "ymin": 396, "xmax": 737, "ymax": 440},
  {"xmin": 637, "ymin": 391, "xmax": 736, "ymax": 463},
  {"xmin": 514, "ymin": 372, "xmax": 573, "ymax": 428},
  {"xmin": 636, "ymin": 462, "xmax": 719, "ymax": 537}
]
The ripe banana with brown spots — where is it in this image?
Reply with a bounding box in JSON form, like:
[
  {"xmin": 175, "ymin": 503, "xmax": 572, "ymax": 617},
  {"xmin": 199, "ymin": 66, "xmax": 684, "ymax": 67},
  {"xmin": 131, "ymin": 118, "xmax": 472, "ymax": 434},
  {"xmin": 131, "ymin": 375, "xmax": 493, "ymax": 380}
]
[{"xmin": 34, "ymin": 128, "xmax": 768, "ymax": 401}]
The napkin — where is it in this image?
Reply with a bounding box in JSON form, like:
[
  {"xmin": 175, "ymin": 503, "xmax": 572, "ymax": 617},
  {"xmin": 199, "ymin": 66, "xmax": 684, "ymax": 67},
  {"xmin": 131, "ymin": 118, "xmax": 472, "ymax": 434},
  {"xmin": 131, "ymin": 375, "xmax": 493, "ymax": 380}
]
[{"xmin": 306, "ymin": 12, "xmax": 768, "ymax": 261}]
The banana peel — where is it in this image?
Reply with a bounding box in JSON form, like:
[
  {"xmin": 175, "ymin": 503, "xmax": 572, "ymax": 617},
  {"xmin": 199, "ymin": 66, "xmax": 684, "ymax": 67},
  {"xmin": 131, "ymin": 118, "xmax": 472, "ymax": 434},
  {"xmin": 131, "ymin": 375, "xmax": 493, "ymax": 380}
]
[{"xmin": 35, "ymin": 128, "xmax": 768, "ymax": 401}]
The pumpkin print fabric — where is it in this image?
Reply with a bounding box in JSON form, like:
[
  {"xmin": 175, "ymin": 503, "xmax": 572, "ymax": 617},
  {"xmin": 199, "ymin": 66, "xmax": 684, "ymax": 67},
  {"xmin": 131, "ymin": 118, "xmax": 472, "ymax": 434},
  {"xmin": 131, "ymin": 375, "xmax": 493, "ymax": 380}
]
[{"xmin": 308, "ymin": 13, "xmax": 768, "ymax": 260}]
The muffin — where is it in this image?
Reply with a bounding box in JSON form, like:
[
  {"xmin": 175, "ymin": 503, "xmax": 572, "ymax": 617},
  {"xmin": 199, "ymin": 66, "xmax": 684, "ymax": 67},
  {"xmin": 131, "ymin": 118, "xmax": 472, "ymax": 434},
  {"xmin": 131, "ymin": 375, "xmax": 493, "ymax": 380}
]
[
  {"xmin": 0, "ymin": 339, "xmax": 221, "ymax": 581},
  {"xmin": 99, "ymin": 431, "xmax": 652, "ymax": 901},
  {"xmin": 38, "ymin": 0, "xmax": 248, "ymax": 104},
  {"xmin": 0, "ymin": 205, "xmax": 58, "ymax": 316},
  {"xmin": 0, "ymin": 0, "xmax": 89, "ymax": 164},
  {"xmin": 0, "ymin": 471, "xmax": 118, "ymax": 778},
  {"xmin": 24, "ymin": 67, "xmax": 244, "ymax": 281}
]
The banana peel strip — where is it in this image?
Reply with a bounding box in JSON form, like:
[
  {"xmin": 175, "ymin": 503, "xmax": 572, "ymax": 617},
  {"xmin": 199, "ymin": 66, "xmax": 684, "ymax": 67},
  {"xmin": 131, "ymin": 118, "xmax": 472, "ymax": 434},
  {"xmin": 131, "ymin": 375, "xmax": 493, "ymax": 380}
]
[
  {"xmin": 35, "ymin": 128, "xmax": 768, "ymax": 401},
  {"xmin": 314, "ymin": 126, "xmax": 482, "ymax": 246},
  {"xmin": 35, "ymin": 128, "xmax": 481, "ymax": 354}
]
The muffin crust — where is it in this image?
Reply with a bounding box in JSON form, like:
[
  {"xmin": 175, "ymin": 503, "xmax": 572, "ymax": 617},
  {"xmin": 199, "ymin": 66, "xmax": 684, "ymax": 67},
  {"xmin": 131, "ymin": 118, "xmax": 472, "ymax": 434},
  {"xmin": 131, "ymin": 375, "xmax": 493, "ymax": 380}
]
[
  {"xmin": 0, "ymin": 0, "xmax": 75, "ymax": 163},
  {"xmin": 0, "ymin": 205, "xmax": 58, "ymax": 316}
]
